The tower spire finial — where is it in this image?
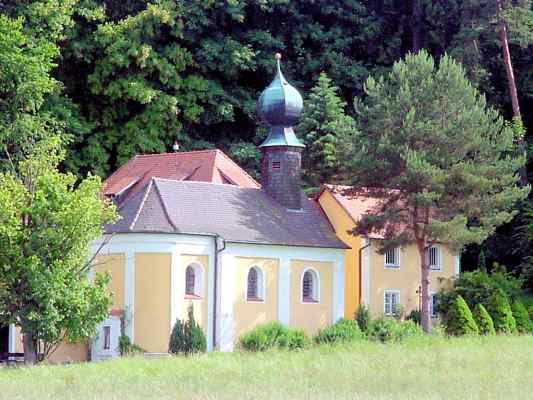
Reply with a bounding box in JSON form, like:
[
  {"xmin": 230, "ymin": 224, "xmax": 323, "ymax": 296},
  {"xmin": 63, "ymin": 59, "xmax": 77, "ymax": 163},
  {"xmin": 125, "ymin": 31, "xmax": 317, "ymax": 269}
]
[{"xmin": 275, "ymin": 52, "xmax": 282, "ymax": 74}]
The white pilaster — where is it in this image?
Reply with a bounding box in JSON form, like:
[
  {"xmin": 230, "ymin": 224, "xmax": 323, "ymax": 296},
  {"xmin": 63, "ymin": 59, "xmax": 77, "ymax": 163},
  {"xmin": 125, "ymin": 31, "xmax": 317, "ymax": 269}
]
[
  {"xmin": 361, "ymin": 238, "xmax": 371, "ymax": 306},
  {"xmin": 278, "ymin": 257, "xmax": 291, "ymax": 325},
  {"xmin": 219, "ymin": 253, "xmax": 235, "ymax": 352},
  {"xmin": 332, "ymin": 256, "xmax": 344, "ymax": 322},
  {"xmin": 206, "ymin": 240, "xmax": 216, "ymax": 351},
  {"xmin": 8, "ymin": 324, "xmax": 16, "ymax": 353},
  {"xmin": 124, "ymin": 251, "xmax": 135, "ymax": 340}
]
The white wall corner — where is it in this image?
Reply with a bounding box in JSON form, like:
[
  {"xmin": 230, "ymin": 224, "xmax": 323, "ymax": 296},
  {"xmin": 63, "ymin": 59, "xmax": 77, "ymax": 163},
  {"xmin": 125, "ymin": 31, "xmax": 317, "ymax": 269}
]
[
  {"xmin": 219, "ymin": 253, "xmax": 235, "ymax": 352},
  {"xmin": 278, "ymin": 257, "xmax": 291, "ymax": 326},
  {"xmin": 206, "ymin": 240, "xmax": 216, "ymax": 351},
  {"xmin": 8, "ymin": 324, "xmax": 16, "ymax": 353},
  {"xmin": 361, "ymin": 238, "xmax": 371, "ymax": 306},
  {"xmin": 333, "ymin": 256, "xmax": 344, "ymax": 322}
]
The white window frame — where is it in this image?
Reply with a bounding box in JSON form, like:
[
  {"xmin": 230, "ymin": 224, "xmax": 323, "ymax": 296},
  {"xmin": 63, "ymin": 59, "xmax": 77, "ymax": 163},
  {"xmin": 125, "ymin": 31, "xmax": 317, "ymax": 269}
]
[
  {"xmin": 184, "ymin": 262, "xmax": 204, "ymax": 299},
  {"xmin": 384, "ymin": 247, "xmax": 400, "ymax": 269},
  {"xmin": 383, "ymin": 290, "xmax": 400, "ymax": 316},
  {"xmin": 428, "ymin": 245, "xmax": 442, "ymax": 271},
  {"xmin": 245, "ymin": 266, "xmax": 266, "ymax": 303},
  {"xmin": 301, "ymin": 267, "xmax": 320, "ymax": 304}
]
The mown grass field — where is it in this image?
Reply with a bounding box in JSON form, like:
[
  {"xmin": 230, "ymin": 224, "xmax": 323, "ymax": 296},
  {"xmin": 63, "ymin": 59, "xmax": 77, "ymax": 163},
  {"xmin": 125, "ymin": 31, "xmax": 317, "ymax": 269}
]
[{"xmin": 0, "ymin": 335, "xmax": 532, "ymax": 400}]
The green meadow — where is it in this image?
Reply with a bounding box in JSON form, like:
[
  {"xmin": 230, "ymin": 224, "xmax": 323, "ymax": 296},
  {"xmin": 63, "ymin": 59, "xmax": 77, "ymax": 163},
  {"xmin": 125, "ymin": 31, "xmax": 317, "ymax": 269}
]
[{"xmin": 1, "ymin": 335, "xmax": 532, "ymax": 400}]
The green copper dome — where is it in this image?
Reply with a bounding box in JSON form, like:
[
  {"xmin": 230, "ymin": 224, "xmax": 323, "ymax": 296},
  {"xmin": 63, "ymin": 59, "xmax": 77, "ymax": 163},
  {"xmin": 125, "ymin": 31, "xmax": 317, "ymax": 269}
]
[{"xmin": 257, "ymin": 54, "xmax": 304, "ymax": 148}]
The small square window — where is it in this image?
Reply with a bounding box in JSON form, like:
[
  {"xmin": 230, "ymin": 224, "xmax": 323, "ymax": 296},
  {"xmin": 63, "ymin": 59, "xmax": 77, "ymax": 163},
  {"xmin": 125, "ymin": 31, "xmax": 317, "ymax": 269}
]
[
  {"xmin": 428, "ymin": 246, "xmax": 441, "ymax": 271},
  {"xmin": 384, "ymin": 247, "xmax": 400, "ymax": 268},
  {"xmin": 271, "ymin": 161, "xmax": 281, "ymax": 170}
]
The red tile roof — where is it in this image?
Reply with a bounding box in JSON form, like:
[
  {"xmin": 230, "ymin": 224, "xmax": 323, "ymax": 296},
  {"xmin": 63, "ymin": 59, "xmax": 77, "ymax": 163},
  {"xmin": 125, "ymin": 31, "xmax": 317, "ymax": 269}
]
[{"xmin": 104, "ymin": 149, "xmax": 260, "ymax": 203}]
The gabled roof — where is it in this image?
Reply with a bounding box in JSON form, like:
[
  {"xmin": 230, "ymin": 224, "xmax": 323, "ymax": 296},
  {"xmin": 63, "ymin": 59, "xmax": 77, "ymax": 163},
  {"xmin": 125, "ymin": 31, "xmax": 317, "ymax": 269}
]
[
  {"xmin": 107, "ymin": 178, "xmax": 347, "ymax": 249},
  {"xmin": 103, "ymin": 149, "xmax": 260, "ymax": 204}
]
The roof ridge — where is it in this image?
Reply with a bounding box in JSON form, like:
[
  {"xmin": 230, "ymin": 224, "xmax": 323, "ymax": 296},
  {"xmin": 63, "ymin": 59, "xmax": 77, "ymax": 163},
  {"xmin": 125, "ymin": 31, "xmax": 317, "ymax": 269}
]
[
  {"xmin": 129, "ymin": 180, "xmax": 153, "ymax": 230},
  {"xmin": 214, "ymin": 149, "xmax": 261, "ymax": 187},
  {"xmin": 133, "ymin": 149, "xmax": 218, "ymax": 158},
  {"xmin": 151, "ymin": 179, "xmax": 177, "ymax": 231},
  {"xmin": 153, "ymin": 176, "xmax": 262, "ymax": 191}
]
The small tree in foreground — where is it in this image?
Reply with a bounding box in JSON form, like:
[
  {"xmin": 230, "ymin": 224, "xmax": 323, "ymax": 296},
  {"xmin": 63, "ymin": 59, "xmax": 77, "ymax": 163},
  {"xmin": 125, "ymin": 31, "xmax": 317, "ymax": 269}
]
[
  {"xmin": 473, "ymin": 304, "xmax": 496, "ymax": 335},
  {"xmin": 511, "ymin": 300, "xmax": 531, "ymax": 333},
  {"xmin": 0, "ymin": 139, "xmax": 117, "ymax": 363},
  {"xmin": 445, "ymin": 296, "xmax": 479, "ymax": 336},
  {"xmin": 342, "ymin": 50, "xmax": 529, "ymax": 333},
  {"xmin": 169, "ymin": 303, "xmax": 206, "ymax": 355},
  {"xmin": 488, "ymin": 290, "xmax": 517, "ymax": 334}
]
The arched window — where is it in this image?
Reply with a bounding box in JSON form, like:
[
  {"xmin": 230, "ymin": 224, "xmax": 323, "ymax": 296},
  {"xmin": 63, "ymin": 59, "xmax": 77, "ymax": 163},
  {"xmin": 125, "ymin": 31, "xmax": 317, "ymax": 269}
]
[
  {"xmin": 246, "ymin": 266, "xmax": 264, "ymax": 301},
  {"xmin": 302, "ymin": 269, "xmax": 319, "ymax": 303},
  {"xmin": 185, "ymin": 263, "xmax": 203, "ymax": 298}
]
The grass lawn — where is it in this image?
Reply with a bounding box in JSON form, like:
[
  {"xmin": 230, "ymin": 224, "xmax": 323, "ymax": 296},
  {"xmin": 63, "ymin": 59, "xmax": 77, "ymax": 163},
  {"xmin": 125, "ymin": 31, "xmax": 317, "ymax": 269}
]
[{"xmin": 1, "ymin": 335, "xmax": 532, "ymax": 400}]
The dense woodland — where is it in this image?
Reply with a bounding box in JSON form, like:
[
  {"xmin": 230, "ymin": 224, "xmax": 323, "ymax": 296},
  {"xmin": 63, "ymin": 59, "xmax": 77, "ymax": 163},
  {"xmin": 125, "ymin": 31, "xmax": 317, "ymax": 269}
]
[{"xmin": 2, "ymin": 0, "xmax": 533, "ymax": 288}]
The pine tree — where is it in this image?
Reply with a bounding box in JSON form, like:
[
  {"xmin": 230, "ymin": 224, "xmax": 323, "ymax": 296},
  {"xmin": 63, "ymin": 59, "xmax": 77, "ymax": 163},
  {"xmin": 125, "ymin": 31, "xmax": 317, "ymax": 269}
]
[
  {"xmin": 512, "ymin": 300, "xmax": 532, "ymax": 333},
  {"xmin": 169, "ymin": 303, "xmax": 206, "ymax": 355},
  {"xmin": 473, "ymin": 304, "xmax": 496, "ymax": 335},
  {"xmin": 343, "ymin": 51, "xmax": 528, "ymax": 333},
  {"xmin": 298, "ymin": 73, "xmax": 358, "ymax": 190},
  {"xmin": 488, "ymin": 290, "xmax": 517, "ymax": 334},
  {"xmin": 445, "ymin": 296, "xmax": 479, "ymax": 336}
]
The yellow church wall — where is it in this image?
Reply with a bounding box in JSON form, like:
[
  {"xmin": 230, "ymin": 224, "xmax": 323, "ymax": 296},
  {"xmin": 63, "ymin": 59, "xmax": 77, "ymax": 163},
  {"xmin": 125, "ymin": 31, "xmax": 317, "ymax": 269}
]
[
  {"xmin": 289, "ymin": 260, "xmax": 332, "ymax": 335},
  {"xmin": 369, "ymin": 240, "xmax": 456, "ymax": 318},
  {"xmin": 180, "ymin": 254, "xmax": 209, "ymax": 333},
  {"xmin": 233, "ymin": 257, "xmax": 279, "ymax": 340},
  {"xmin": 92, "ymin": 253, "xmax": 125, "ymax": 310},
  {"xmin": 317, "ymin": 190, "xmax": 360, "ymax": 319},
  {"xmin": 134, "ymin": 253, "xmax": 171, "ymax": 353}
]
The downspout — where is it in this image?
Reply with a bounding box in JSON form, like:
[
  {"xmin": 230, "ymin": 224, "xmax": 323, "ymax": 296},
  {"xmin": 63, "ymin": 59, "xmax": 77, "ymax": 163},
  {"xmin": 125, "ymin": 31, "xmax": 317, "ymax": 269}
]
[
  {"xmin": 358, "ymin": 239, "xmax": 371, "ymax": 307},
  {"xmin": 213, "ymin": 234, "xmax": 226, "ymax": 349}
]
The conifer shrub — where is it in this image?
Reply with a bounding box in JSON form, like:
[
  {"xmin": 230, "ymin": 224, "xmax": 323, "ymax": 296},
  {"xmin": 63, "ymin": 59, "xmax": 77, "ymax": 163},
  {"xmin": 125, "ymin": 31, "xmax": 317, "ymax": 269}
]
[
  {"xmin": 473, "ymin": 304, "xmax": 495, "ymax": 335},
  {"xmin": 314, "ymin": 319, "xmax": 362, "ymax": 344},
  {"xmin": 169, "ymin": 304, "xmax": 207, "ymax": 355},
  {"xmin": 355, "ymin": 304, "xmax": 370, "ymax": 333},
  {"xmin": 444, "ymin": 295, "xmax": 479, "ymax": 336},
  {"xmin": 239, "ymin": 322, "xmax": 310, "ymax": 351},
  {"xmin": 511, "ymin": 300, "xmax": 532, "ymax": 333},
  {"xmin": 487, "ymin": 290, "xmax": 517, "ymax": 334}
]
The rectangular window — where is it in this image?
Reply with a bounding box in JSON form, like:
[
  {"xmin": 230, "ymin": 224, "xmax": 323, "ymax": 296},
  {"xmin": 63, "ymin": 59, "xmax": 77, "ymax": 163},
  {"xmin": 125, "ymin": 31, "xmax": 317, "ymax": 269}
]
[
  {"xmin": 428, "ymin": 246, "xmax": 441, "ymax": 271},
  {"xmin": 271, "ymin": 161, "xmax": 281, "ymax": 170},
  {"xmin": 430, "ymin": 294, "xmax": 438, "ymax": 318},
  {"xmin": 384, "ymin": 290, "xmax": 400, "ymax": 316},
  {"xmin": 103, "ymin": 326, "xmax": 111, "ymax": 350},
  {"xmin": 384, "ymin": 247, "xmax": 400, "ymax": 268}
]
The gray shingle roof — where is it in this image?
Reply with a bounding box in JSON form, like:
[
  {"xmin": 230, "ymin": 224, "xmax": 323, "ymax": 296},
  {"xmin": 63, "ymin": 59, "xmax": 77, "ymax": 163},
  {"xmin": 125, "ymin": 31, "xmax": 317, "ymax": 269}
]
[{"xmin": 106, "ymin": 178, "xmax": 347, "ymax": 249}]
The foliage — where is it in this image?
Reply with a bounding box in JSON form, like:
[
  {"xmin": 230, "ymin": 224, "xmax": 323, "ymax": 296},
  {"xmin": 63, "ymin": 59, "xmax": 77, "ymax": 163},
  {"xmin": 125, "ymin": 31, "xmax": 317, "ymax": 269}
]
[
  {"xmin": 511, "ymin": 300, "xmax": 532, "ymax": 333},
  {"xmin": 169, "ymin": 304, "xmax": 206, "ymax": 355},
  {"xmin": 314, "ymin": 319, "xmax": 362, "ymax": 344},
  {"xmin": 0, "ymin": 138, "xmax": 117, "ymax": 362},
  {"xmin": 355, "ymin": 304, "xmax": 371, "ymax": 333},
  {"xmin": 367, "ymin": 318, "xmax": 423, "ymax": 343},
  {"xmin": 444, "ymin": 296, "xmax": 479, "ymax": 336},
  {"xmin": 487, "ymin": 290, "xmax": 517, "ymax": 334},
  {"xmin": 437, "ymin": 268, "xmax": 523, "ymax": 317},
  {"xmin": 473, "ymin": 304, "xmax": 496, "ymax": 335},
  {"xmin": 406, "ymin": 310, "xmax": 421, "ymax": 325},
  {"xmin": 238, "ymin": 322, "xmax": 310, "ymax": 352},
  {"xmin": 298, "ymin": 73, "xmax": 358, "ymax": 188},
  {"xmin": 118, "ymin": 334, "xmax": 144, "ymax": 356}
]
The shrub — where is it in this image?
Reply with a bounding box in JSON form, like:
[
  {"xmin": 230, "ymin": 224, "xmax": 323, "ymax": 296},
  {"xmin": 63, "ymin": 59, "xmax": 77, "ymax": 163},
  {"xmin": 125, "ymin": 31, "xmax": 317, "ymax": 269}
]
[
  {"xmin": 367, "ymin": 318, "xmax": 422, "ymax": 343},
  {"xmin": 169, "ymin": 304, "xmax": 207, "ymax": 355},
  {"xmin": 239, "ymin": 322, "xmax": 310, "ymax": 351},
  {"xmin": 118, "ymin": 335, "xmax": 144, "ymax": 356},
  {"xmin": 406, "ymin": 309, "xmax": 421, "ymax": 325},
  {"xmin": 315, "ymin": 319, "xmax": 362, "ymax": 344},
  {"xmin": 355, "ymin": 304, "xmax": 370, "ymax": 333},
  {"xmin": 437, "ymin": 268, "xmax": 522, "ymax": 317},
  {"xmin": 473, "ymin": 304, "xmax": 495, "ymax": 335},
  {"xmin": 512, "ymin": 300, "xmax": 532, "ymax": 333},
  {"xmin": 529, "ymin": 305, "xmax": 533, "ymax": 321},
  {"xmin": 487, "ymin": 290, "xmax": 516, "ymax": 334},
  {"xmin": 444, "ymin": 295, "xmax": 479, "ymax": 336}
]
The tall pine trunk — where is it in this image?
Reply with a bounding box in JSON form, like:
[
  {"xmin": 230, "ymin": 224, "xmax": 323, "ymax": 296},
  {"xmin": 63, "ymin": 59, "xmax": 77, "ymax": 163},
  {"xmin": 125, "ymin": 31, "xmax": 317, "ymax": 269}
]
[
  {"xmin": 23, "ymin": 332, "xmax": 38, "ymax": 365},
  {"xmin": 417, "ymin": 241, "xmax": 432, "ymax": 333}
]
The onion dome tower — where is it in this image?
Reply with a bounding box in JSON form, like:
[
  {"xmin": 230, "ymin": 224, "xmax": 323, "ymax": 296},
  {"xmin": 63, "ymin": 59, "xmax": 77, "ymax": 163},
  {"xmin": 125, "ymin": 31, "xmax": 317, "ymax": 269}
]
[{"xmin": 257, "ymin": 54, "xmax": 305, "ymax": 210}]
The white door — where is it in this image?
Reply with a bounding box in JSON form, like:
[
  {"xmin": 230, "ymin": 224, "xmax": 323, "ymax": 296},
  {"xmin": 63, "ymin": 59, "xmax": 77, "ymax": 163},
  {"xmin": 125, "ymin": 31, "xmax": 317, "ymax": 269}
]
[{"xmin": 91, "ymin": 316, "xmax": 121, "ymax": 361}]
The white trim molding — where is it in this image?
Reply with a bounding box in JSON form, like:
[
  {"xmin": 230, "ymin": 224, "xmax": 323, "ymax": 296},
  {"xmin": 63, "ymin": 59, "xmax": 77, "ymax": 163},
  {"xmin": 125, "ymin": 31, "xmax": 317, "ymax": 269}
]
[
  {"xmin": 219, "ymin": 253, "xmax": 236, "ymax": 352},
  {"xmin": 361, "ymin": 238, "xmax": 371, "ymax": 306}
]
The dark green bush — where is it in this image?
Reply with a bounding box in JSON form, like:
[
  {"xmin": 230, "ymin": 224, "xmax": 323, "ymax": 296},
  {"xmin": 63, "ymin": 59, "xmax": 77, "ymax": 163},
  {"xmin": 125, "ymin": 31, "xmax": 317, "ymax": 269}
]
[
  {"xmin": 314, "ymin": 319, "xmax": 362, "ymax": 344},
  {"xmin": 406, "ymin": 310, "xmax": 421, "ymax": 325},
  {"xmin": 169, "ymin": 304, "xmax": 207, "ymax": 355},
  {"xmin": 367, "ymin": 318, "xmax": 422, "ymax": 342},
  {"xmin": 239, "ymin": 322, "xmax": 310, "ymax": 351},
  {"xmin": 512, "ymin": 300, "xmax": 531, "ymax": 333},
  {"xmin": 444, "ymin": 295, "xmax": 479, "ymax": 336},
  {"xmin": 529, "ymin": 305, "xmax": 533, "ymax": 321},
  {"xmin": 118, "ymin": 334, "xmax": 144, "ymax": 356},
  {"xmin": 473, "ymin": 304, "xmax": 495, "ymax": 335},
  {"xmin": 355, "ymin": 304, "xmax": 370, "ymax": 333},
  {"xmin": 437, "ymin": 268, "xmax": 522, "ymax": 317},
  {"xmin": 487, "ymin": 290, "xmax": 516, "ymax": 334}
]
